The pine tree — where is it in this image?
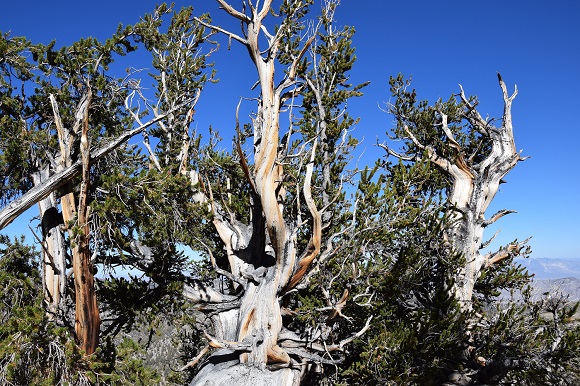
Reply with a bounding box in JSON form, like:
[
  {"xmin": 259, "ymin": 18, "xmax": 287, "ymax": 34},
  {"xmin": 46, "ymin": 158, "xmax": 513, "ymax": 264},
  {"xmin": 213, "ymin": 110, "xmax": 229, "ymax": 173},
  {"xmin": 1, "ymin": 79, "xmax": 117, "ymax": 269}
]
[
  {"xmin": 369, "ymin": 74, "xmax": 580, "ymax": 385},
  {"xmin": 0, "ymin": 1, "xmax": 214, "ymax": 370},
  {"xmin": 2, "ymin": 4, "xmax": 578, "ymax": 386},
  {"xmin": 121, "ymin": 1, "xmax": 370, "ymax": 384}
]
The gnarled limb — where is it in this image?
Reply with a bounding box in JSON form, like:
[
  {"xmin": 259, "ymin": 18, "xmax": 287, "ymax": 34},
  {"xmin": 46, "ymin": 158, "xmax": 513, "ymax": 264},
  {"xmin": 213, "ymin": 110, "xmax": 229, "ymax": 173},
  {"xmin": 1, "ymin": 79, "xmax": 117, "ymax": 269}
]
[
  {"xmin": 482, "ymin": 209, "xmax": 516, "ymax": 228},
  {"xmin": 183, "ymin": 281, "xmax": 238, "ymax": 304},
  {"xmin": 184, "ymin": 3, "xmax": 366, "ymax": 384},
  {"xmin": 484, "ymin": 237, "xmax": 532, "ymax": 267},
  {"xmin": 285, "ymin": 139, "xmax": 321, "ymax": 290}
]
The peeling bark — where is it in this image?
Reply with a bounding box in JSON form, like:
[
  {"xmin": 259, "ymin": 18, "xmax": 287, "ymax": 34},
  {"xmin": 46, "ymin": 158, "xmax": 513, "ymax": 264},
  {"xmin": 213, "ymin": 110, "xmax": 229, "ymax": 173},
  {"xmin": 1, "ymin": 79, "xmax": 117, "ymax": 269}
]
[
  {"xmin": 50, "ymin": 89, "xmax": 101, "ymax": 355},
  {"xmin": 71, "ymin": 89, "xmax": 100, "ymax": 355},
  {"xmin": 194, "ymin": 3, "xmax": 300, "ymax": 373}
]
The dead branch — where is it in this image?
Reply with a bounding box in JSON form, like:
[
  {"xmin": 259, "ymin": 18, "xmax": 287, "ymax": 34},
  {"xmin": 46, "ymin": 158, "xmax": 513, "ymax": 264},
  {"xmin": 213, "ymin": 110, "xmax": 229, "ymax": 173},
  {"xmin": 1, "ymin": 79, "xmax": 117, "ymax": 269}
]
[
  {"xmin": 333, "ymin": 315, "xmax": 373, "ymax": 350},
  {"xmin": 284, "ymin": 36, "xmax": 315, "ymax": 85},
  {"xmin": 458, "ymin": 84, "xmax": 490, "ymax": 134},
  {"xmin": 216, "ymin": 0, "xmax": 252, "ymax": 23},
  {"xmin": 193, "ymin": 17, "xmax": 249, "ymax": 46},
  {"xmin": 203, "ymin": 331, "xmax": 253, "ymax": 351},
  {"xmin": 285, "ymin": 139, "xmax": 322, "ymax": 290},
  {"xmin": 484, "ymin": 237, "xmax": 532, "ymax": 267},
  {"xmin": 439, "ymin": 112, "xmax": 474, "ymax": 179},
  {"xmin": 284, "ymin": 347, "xmax": 342, "ymax": 365},
  {"xmin": 480, "ymin": 229, "xmax": 501, "ymax": 250},
  {"xmin": 179, "ymin": 345, "xmax": 210, "ymax": 371},
  {"xmin": 377, "ymin": 142, "xmax": 416, "ymax": 161},
  {"xmin": 0, "ymin": 112, "xmax": 173, "ymax": 230},
  {"xmin": 325, "ymin": 289, "xmax": 349, "ymax": 322},
  {"xmin": 183, "ymin": 281, "xmax": 237, "ymax": 304},
  {"xmin": 482, "ymin": 209, "xmax": 516, "ymax": 228},
  {"xmin": 28, "ymin": 224, "xmax": 59, "ymax": 273},
  {"xmin": 194, "ymin": 235, "xmax": 247, "ymax": 288}
]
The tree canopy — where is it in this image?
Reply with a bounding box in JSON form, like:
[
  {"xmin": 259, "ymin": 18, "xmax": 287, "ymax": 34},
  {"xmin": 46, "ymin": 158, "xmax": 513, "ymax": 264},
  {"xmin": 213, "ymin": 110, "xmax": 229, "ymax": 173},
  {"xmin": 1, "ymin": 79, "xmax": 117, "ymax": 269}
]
[{"xmin": 0, "ymin": 2, "xmax": 578, "ymax": 385}]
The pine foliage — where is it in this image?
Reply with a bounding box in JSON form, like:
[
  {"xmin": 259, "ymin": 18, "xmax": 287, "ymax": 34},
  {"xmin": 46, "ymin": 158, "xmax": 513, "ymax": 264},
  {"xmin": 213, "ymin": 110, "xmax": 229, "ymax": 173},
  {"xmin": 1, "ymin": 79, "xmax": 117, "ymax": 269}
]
[{"xmin": 0, "ymin": 2, "xmax": 578, "ymax": 385}]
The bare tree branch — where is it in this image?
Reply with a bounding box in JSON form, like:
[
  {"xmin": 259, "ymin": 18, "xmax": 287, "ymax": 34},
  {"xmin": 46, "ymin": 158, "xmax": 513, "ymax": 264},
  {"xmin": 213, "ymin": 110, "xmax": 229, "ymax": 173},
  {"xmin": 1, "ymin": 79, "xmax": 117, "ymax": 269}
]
[
  {"xmin": 179, "ymin": 345, "xmax": 210, "ymax": 371},
  {"xmin": 285, "ymin": 139, "xmax": 322, "ymax": 290},
  {"xmin": 0, "ymin": 113, "xmax": 170, "ymax": 230},
  {"xmin": 377, "ymin": 142, "xmax": 416, "ymax": 162},
  {"xmin": 215, "ymin": 0, "xmax": 252, "ymax": 23},
  {"xmin": 484, "ymin": 237, "xmax": 531, "ymax": 267},
  {"xmin": 193, "ymin": 17, "xmax": 249, "ymax": 46},
  {"xmin": 482, "ymin": 209, "xmax": 516, "ymax": 228}
]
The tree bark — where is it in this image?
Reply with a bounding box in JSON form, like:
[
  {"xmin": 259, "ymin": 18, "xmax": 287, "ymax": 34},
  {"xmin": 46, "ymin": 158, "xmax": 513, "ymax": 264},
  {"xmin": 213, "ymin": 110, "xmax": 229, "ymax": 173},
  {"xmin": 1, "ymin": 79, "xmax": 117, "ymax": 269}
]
[
  {"xmin": 33, "ymin": 165, "xmax": 67, "ymax": 319},
  {"xmin": 188, "ymin": 2, "xmax": 324, "ymax": 383},
  {"xmin": 51, "ymin": 90, "xmax": 100, "ymax": 355},
  {"xmin": 71, "ymin": 89, "xmax": 100, "ymax": 355},
  {"xmin": 446, "ymin": 75, "xmax": 526, "ymax": 308},
  {"xmin": 190, "ymin": 350, "xmax": 298, "ymax": 386}
]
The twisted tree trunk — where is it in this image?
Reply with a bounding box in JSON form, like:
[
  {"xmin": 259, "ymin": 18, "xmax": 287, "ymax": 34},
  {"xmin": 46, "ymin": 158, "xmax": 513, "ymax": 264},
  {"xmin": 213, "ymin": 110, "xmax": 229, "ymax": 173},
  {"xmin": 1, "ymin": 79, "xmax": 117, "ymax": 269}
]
[
  {"xmin": 386, "ymin": 74, "xmax": 529, "ymax": 310},
  {"xmin": 185, "ymin": 2, "xmax": 329, "ymax": 384},
  {"xmin": 444, "ymin": 75, "xmax": 528, "ymax": 308}
]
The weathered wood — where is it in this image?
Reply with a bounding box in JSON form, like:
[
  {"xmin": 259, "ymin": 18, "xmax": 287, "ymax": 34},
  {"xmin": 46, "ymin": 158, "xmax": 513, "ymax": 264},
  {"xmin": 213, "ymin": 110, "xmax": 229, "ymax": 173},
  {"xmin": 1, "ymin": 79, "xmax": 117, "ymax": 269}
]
[
  {"xmin": 69, "ymin": 89, "xmax": 100, "ymax": 355},
  {"xmin": 390, "ymin": 74, "xmax": 527, "ymax": 308},
  {"xmin": 189, "ymin": 349, "xmax": 298, "ymax": 386},
  {"xmin": 34, "ymin": 167, "xmax": 67, "ymax": 319},
  {"xmin": 194, "ymin": 2, "xmax": 302, "ymax": 376},
  {"xmin": 0, "ymin": 113, "xmax": 169, "ymax": 230},
  {"xmin": 187, "ymin": 2, "xmax": 359, "ymax": 384},
  {"xmin": 447, "ymin": 75, "xmax": 526, "ymax": 308}
]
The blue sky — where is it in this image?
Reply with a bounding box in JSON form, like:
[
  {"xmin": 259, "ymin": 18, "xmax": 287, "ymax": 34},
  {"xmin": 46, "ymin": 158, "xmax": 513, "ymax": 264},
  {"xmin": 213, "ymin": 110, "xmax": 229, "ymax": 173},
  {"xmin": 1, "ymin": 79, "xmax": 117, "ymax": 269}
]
[{"xmin": 1, "ymin": 1, "xmax": 579, "ymax": 259}]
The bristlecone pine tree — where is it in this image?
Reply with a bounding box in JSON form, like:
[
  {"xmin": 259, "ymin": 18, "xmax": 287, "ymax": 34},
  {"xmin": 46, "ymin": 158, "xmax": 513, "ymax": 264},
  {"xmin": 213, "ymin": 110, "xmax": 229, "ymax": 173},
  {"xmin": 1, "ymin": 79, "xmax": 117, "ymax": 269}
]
[
  {"xmin": 0, "ymin": 28, "xmax": 134, "ymax": 355},
  {"xmin": 0, "ymin": 4, "xmax": 211, "ymax": 359},
  {"xmin": 384, "ymin": 73, "xmax": 531, "ymax": 310},
  {"xmin": 1, "ymin": 0, "xmax": 370, "ymax": 384},
  {"xmin": 378, "ymin": 74, "xmax": 579, "ymax": 385},
  {"xmin": 2, "ymin": 2, "xmax": 579, "ymax": 386},
  {"xmin": 139, "ymin": 1, "xmax": 369, "ymax": 384}
]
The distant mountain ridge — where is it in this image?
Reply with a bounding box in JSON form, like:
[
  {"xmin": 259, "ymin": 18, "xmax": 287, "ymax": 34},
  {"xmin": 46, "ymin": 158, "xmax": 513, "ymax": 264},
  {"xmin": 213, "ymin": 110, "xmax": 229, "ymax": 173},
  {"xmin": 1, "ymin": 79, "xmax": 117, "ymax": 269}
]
[
  {"xmin": 512, "ymin": 258, "xmax": 580, "ymax": 302},
  {"xmin": 518, "ymin": 257, "xmax": 580, "ymax": 280}
]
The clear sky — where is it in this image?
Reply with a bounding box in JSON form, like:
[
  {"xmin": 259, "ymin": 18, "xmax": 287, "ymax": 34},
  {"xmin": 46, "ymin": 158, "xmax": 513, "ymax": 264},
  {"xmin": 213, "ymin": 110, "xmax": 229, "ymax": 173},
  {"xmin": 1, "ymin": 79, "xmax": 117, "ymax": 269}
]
[{"xmin": 1, "ymin": 1, "xmax": 579, "ymax": 259}]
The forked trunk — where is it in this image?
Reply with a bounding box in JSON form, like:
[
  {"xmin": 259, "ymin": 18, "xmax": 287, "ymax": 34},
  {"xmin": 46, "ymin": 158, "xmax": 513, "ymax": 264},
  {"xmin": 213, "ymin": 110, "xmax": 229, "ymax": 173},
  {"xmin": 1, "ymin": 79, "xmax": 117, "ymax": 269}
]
[
  {"xmin": 54, "ymin": 89, "xmax": 100, "ymax": 355},
  {"xmin": 447, "ymin": 76, "xmax": 525, "ymax": 308},
  {"xmin": 191, "ymin": 268, "xmax": 300, "ymax": 386}
]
